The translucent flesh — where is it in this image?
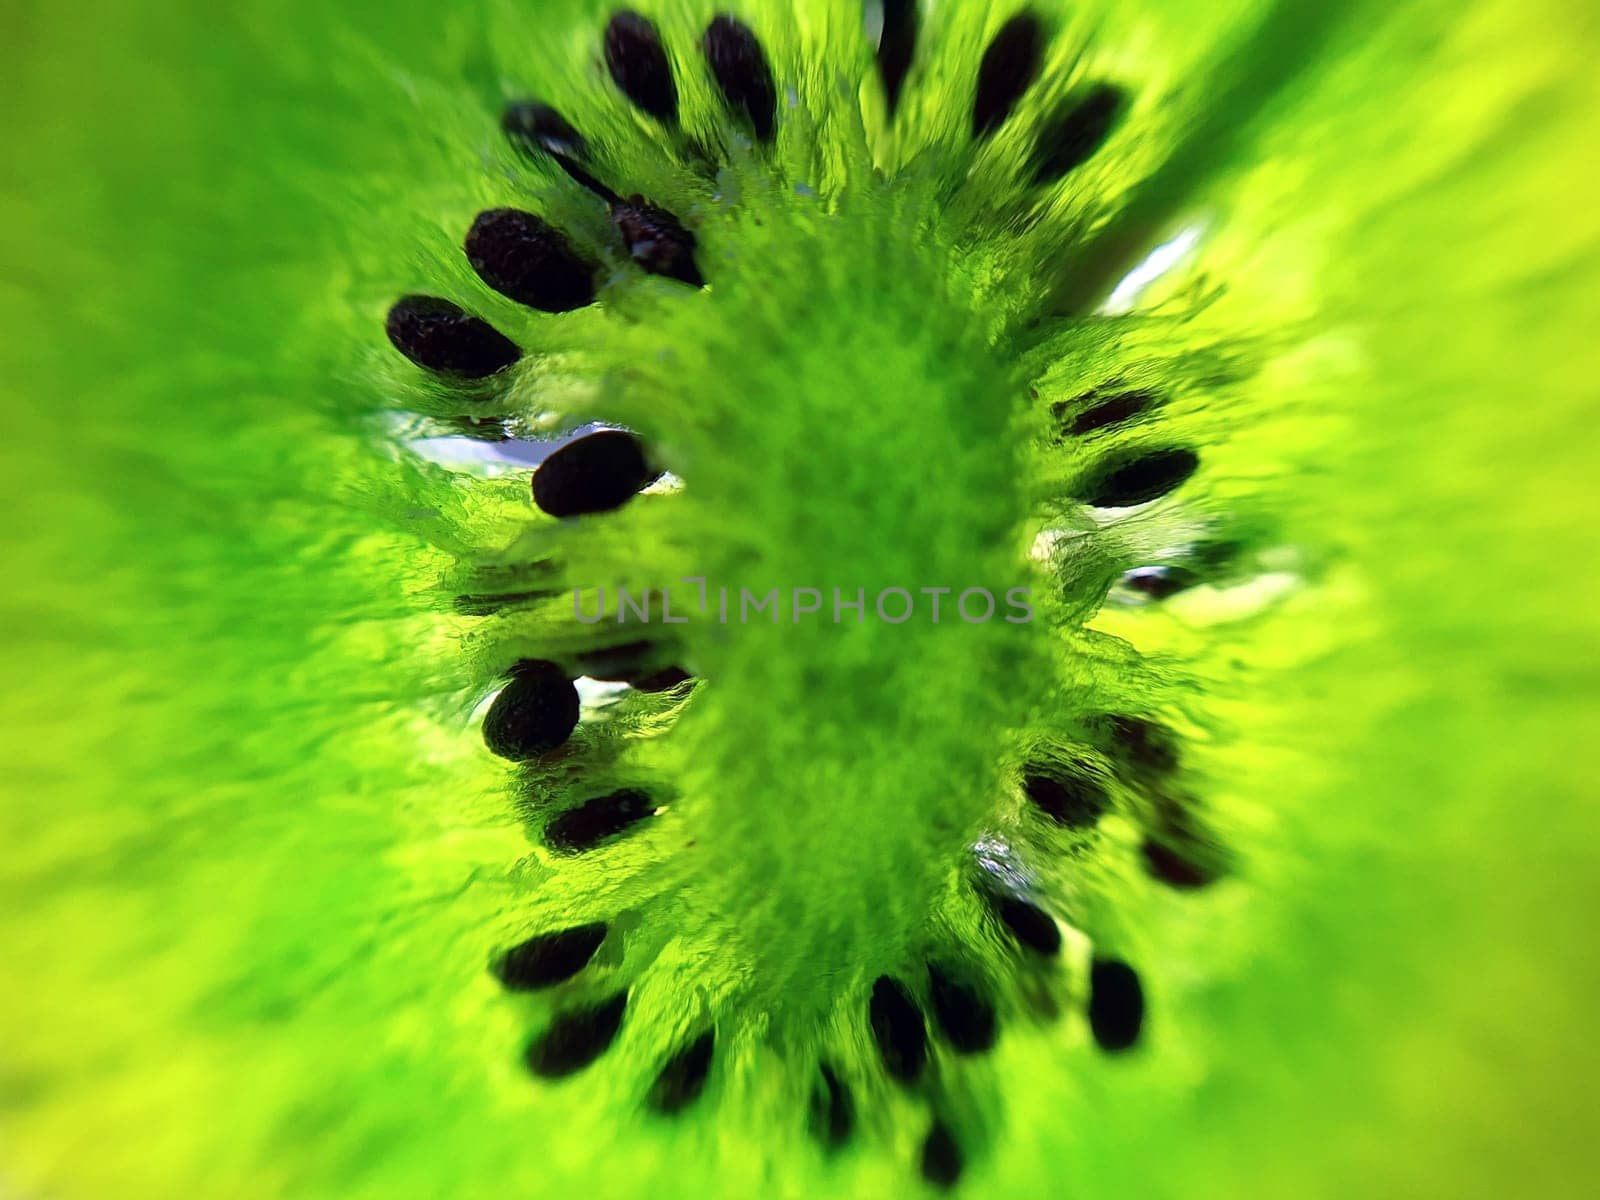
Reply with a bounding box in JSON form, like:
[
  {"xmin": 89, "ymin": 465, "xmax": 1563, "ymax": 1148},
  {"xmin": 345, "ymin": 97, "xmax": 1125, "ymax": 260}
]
[{"xmin": 3, "ymin": 0, "xmax": 1598, "ymax": 1197}]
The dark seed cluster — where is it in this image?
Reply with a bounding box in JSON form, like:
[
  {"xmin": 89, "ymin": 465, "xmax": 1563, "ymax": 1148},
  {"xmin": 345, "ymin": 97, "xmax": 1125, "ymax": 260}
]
[
  {"xmin": 499, "ymin": 115, "xmax": 707, "ymax": 291},
  {"xmin": 389, "ymin": 15, "xmax": 733, "ymax": 390},
  {"xmin": 406, "ymin": 8, "xmax": 1211, "ymax": 1187},
  {"xmin": 490, "ymin": 917, "xmax": 624, "ymax": 1078},
  {"xmin": 871, "ymin": 0, "xmax": 1123, "ymax": 203},
  {"xmin": 1080, "ymin": 715, "xmax": 1228, "ymax": 889}
]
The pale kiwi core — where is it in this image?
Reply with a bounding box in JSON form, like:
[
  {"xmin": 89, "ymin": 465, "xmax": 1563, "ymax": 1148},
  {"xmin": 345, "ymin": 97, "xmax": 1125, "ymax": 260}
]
[{"xmin": 588, "ymin": 195, "xmax": 1047, "ymax": 1024}]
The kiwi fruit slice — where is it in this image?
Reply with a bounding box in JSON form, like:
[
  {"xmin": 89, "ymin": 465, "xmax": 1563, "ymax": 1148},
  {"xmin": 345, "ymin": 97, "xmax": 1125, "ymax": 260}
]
[{"xmin": 3, "ymin": 0, "xmax": 1598, "ymax": 1197}]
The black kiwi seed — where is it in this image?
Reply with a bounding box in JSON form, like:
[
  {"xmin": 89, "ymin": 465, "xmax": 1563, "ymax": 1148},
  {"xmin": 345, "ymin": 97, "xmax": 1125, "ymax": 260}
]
[
  {"xmin": 494, "ymin": 922, "xmax": 608, "ymax": 990},
  {"xmin": 972, "ymin": 12, "xmax": 1046, "ymax": 140},
  {"xmin": 702, "ymin": 15, "xmax": 778, "ymax": 142},
  {"xmin": 927, "ymin": 964, "xmax": 998, "ymax": 1054},
  {"xmin": 1100, "ymin": 714, "xmax": 1180, "ymax": 775},
  {"xmin": 385, "ymin": 295, "xmax": 521, "ymax": 379},
  {"xmin": 482, "ymin": 661, "xmax": 581, "ymax": 761},
  {"xmin": 868, "ymin": 975, "xmax": 927, "ymax": 1083},
  {"xmin": 525, "ymin": 991, "xmax": 630, "ymax": 1078},
  {"xmin": 1075, "ymin": 447, "xmax": 1199, "ymax": 508},
  {"xmin": 501, "ymin": 107, "xmax": 619, "ymax": 201},
  {"xmin": 920, "ymin": 1120, "xmax": 964, "ymax": 1190},
  {"xmin": 809, "ymin": 1062, "xmax": 854, "ymax": 1148},
  {"xmin": 648, "ymin": 1029, "xmax": 716, "ymax": 1113},
  {"xmin": 1087, "ymin": 957, "xmax": 1145, "ymax": 1053},
  {"xmin": 992, "ymin": 894, "xmax": 1062, "ymax": 956},
  {"xmin": 501, "ymin": 108, "xmax": 613, "ymax": 197},
  {"xmin": 1033, "ymin": 82, "xmax": 1127, "ymax": 183},
  {"xmin": 605, "ymin": 10, "xmax": 678, "ymax": 124},
  {"xmin": 1122, "ymin": 565, "xmax": 1199, "ymax": 600},
  {"xmin": 1023, "ymin": 768, "xmax": 1109, "ymax": 829},
  {"xmin": 610, "ymin": 198, "xmax": 705, "ymax": 288},
  {"xmin": 1062, "ymin": 387, "xmax": 1157, "ymax": 435},
  {"xmin": 464, "ymin": 208, "xmax": 597, "ymax": 313},
  {"xmin": 501, "ymin": 100, "xmax": 587, "ymax": 160},
  {"xmin": 1142, "ymin": 836, "xmax": 1219, "ymax": 891},
  {"xmin": 874, "ymin": 0, "xmax": 918, "ymax": 115},
  {"xmin": 532, "ymin": 430, "xmax": 654, "ymax": 518},
  {"xmin": 545, "ymin": 788, "xmax": 657, "ymax": 854}
]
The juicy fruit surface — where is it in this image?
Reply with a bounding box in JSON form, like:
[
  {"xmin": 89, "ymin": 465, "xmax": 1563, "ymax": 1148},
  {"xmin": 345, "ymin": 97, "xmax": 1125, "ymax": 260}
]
[{"xmin": 3, "ymin": 1, "xmax": 1600, "ymax": 1198}]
